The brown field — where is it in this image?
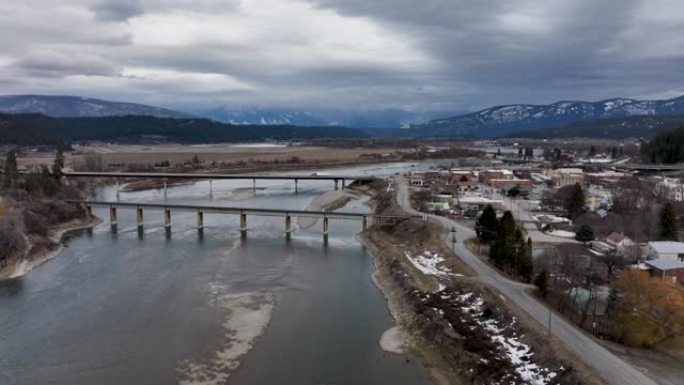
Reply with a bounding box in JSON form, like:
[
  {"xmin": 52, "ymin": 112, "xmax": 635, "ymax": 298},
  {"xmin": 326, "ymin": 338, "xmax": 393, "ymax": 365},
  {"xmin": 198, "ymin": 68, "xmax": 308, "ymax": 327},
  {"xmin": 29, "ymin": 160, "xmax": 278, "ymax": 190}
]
[{"xmin": 18, "ymin": 143, "xmax": 401, "ymax": 170}]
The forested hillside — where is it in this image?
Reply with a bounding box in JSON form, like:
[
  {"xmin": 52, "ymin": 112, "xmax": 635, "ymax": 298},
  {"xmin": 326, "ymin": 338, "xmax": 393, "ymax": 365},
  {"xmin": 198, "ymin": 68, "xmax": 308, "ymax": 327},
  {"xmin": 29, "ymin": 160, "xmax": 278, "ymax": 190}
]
[
  {"xmin": 0, "ymin": 114, "xmax": 365, "ymax": 145},
  {"xmin": 640, "ymin": 124, "xmax": 684, "ymax": 163}
]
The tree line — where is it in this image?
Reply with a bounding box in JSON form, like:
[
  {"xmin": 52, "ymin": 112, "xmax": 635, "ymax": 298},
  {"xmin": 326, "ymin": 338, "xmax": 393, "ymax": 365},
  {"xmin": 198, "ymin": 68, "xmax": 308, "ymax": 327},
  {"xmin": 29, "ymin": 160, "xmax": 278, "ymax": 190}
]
[
  {"xmin": 0, "ymin": 113, "xmax": 366, "ymax": 145},
  {"xmin": 476, "ymin": 205, "xmax": 534, "ymax": 282}
]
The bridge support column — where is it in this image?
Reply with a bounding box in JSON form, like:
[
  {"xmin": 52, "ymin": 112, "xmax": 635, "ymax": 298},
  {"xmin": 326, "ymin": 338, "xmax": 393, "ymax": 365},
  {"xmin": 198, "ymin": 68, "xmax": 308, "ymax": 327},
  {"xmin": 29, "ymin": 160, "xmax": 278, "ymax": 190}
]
[
  {"xmin": 323, "ymin": 215, "xmax": 329, "ymax": 243},
  {"xmin": 163, "ymin": 178, "xmax": 168, "ymax": 199},
  {"xmin": 136, "ymin": 207, "xmax": 144, "ymax": 228},
  {"xmin": 252, "ymin": 178, "xmax": 256, "ymax": 195},
  {"xmin": 197, "ymin": 210, "xmax": 204, "ymax": 230},
  {"xmin": 164, "ymin": 208, "xmax": 171, "ymax": 229},
  {"xmin": 85, "ymin": 205, "xmax": 93, "ymax": 218},
  {"xmin": 362, "ymin": 215, "xmax": 368, "ymax": 231},
  {"xmin": 240, "ymin": 212, "xmax": 247, "ymax": 237},
  {"xmin": 115, "ymin": 178, "xmax": 120, "ymax": 200},
  {"xmin": 209, "ymin": 180, "xmax": 213, "ymax": 198},
  {"xmin": 294, "ymin": 179, "xmax": 298, "ymax": 194},
  {"xmin": 334, "ymin": 179, "xmax": 339, "ymax": 191},
  {"xmin": 341, "ymin": 179, "xmax": 346, "ymax": 190},
  {"xmin": 285, "ymin": 214, "xmax": 292, "ymax": 239},
  {"xmin": 109, "ymin": 206, "xmax": 117, "ymax": 227}
]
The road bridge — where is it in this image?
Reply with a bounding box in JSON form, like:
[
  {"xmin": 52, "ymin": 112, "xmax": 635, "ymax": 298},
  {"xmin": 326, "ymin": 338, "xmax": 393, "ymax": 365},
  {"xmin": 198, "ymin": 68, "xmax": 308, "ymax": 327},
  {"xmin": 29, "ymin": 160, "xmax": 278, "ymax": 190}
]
[
  {"xmin": 71, "ymin": 200, "xmax": 422, "ymax": 242},
  {"xmin": 63, "ymin": 171, "xmax": 377, "ymax": 196}
]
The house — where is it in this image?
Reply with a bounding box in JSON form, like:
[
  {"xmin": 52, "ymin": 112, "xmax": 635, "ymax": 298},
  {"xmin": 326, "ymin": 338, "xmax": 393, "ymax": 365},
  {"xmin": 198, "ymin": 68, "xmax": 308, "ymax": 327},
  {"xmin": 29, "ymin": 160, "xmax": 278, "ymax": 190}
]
[
  {"xmin": 646, "ymin": 241, "xmax": 684, "ymax": 261},
  {"xmin": 654, "ymin": 177, "xmax": 684, "ymax": 202},
  {"xmin": 586, "ymin": 171, "xmax": 629, "ymax": 186},
  {"xmin": 427, "ymin": 201, "xmax": 450, "ymax": 212},
  {"xmin": 548, "ymin": 168, "xmax": 585, "ymax": 187},
  {"xmin": 644, "ymin": 259, "xmax": 684, "ymax": 282},
  {"xmin": 455, "ymin": 196, "xmax": 505, "ymax": 211}
]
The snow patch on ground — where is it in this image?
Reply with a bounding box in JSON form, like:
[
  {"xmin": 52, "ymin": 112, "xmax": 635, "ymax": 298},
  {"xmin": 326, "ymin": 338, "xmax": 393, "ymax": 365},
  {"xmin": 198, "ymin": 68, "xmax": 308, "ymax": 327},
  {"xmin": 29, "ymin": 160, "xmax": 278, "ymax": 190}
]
[
  {"xmin": 455, "ymin": 291, "xmax": 558, "ymax": 385},
  {"xmin": 546, "ymin": 229, "xmax": 575, "ymax": 238},
  {"xmin": 404, "ymin": 251, "xmax": 462, "ymax": 278}
]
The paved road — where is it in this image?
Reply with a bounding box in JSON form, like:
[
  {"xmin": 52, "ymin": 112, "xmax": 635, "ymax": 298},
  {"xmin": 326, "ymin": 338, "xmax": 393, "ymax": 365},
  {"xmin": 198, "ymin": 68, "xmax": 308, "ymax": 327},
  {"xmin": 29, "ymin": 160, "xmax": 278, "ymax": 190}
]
[{"xmin": 395, "ymin": 179, "xmax": 657, "ymax": 385}]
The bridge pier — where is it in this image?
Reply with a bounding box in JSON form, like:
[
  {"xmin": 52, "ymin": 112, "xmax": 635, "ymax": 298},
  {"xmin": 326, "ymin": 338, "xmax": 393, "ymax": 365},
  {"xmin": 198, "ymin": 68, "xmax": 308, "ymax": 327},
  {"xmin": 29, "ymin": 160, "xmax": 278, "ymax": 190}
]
[
  {"xmin": 136, "ymin": 207, "xmax": 144, "ymax": 228},
  {"xmin": 163, "ymin": 178, "xmax": 168, "ymax": 199},
  {"xmin": 164, "ymin": 208, "xmax": 171, "ymax": 229},
  {"xmin": 323, "ymin": 215, "xmax": 329, "ymax": 243},
  {"xmin": 285, "ymin": 214, "xmax": 292, "ymax": 239},
  {"xmin": 362, "ymin": 215, "xmax": 368, "ymax": 231},
  {"xmin": 252, "ymin": 178, "xmax": 256, "ymax": 195},
  {"xmin": 341, "ymin": 179, "xmax": 346, "ymax": 190},
  {"xmin": 197, "ymin": 210, "xmax": 204, "ymax": 230},
  {"xmin": 109, "ymin": 206, "xmax": 117, "ymax": 227},
  {"xmin": 294, "ymin": 179, "xmax": 298, "ymax": 194},
  {"xmin": 85, "ymin": 204, "xmax": 93, "ymax": 218},
  {"xmin": 240, "ymin": 212, "xmax": 247, "ymax": 237},
  {"xmin": 334, "ymin": 179, "xmax": 339, "ymax": 191},
  {"xmin": 115, "ymin": 178, "xmax": 120, "ymax": 200},
  {"xmin": 209, "ymin": 180, "xmax": 213, "ymax": 199}
]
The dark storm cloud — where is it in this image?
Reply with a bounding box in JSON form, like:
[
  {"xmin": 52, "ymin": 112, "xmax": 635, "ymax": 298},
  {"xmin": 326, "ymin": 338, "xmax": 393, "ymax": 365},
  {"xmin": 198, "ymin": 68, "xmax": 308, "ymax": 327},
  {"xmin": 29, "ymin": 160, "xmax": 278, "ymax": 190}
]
[
  {"xmin": 2, "ymin": 0, "xmax": 684, "ymax": 111},
  {"xmin": 92, "ymin": 0, "xmax": 143, "ymax": 21}
]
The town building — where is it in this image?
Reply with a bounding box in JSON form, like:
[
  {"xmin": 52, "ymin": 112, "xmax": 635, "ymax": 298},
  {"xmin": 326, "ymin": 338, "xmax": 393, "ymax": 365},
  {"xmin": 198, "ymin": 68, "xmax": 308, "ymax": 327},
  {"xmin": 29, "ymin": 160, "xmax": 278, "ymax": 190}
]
[
  {"xmin": 646, "ymin": 241, "xmax": 684, "ymax": 261},
  {"xmin": 654, "ymin": 177, "xmax": 684, "ymax": 202},
  {"xmin": 644, "ymin": 259, "xmax": 684, "ymax": 283},
  {"xmin": 547, "ymin": 168, "xmax": 585, "ymax": 187}
]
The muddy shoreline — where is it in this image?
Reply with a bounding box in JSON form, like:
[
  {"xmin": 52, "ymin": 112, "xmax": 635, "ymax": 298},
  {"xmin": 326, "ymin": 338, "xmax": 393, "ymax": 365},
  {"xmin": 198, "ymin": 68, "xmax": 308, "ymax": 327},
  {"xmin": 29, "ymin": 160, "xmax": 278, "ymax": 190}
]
[{"xmin": 0, "ymin": 216, "xmax": 102, "ymax": 281}]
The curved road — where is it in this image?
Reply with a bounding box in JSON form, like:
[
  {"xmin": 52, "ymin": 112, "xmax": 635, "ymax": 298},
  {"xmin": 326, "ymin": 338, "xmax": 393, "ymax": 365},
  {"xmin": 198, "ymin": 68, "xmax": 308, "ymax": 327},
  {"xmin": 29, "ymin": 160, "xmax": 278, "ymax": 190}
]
[{"xmin": 395, "ymin": 179, "xmax": 657, "ymax": 385}]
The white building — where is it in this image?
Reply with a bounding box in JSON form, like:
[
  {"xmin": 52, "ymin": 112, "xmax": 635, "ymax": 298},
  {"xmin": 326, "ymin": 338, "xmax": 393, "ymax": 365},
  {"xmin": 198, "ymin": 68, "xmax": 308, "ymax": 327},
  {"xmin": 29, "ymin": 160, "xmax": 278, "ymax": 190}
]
[
  {"xmin": 646, "ymin": 241, "xmax": 684, "ymax": 261},
  {"xmin": 654, "ymin": 177, "xmax": 684, "ymax": 202}
]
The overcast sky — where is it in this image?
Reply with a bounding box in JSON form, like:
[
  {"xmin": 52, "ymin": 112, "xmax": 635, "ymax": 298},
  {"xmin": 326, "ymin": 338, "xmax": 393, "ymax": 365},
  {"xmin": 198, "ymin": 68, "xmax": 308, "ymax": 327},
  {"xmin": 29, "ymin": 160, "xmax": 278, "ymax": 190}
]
[{"xmin": 1, "ymin": 0, "xmax": 683, "ymax": 112}]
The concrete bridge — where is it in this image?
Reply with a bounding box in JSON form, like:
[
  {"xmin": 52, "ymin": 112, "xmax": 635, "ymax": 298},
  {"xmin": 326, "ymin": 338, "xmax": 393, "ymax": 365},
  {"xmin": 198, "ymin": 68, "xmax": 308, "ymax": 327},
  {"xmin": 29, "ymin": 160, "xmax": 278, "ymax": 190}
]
[
  {"xmin": 63, "ymin": 171, "xmax": 377, "ymax": 197},
  {"xmin": 72, "ymin": 200, "xmax": 422, "ymax": 242}
]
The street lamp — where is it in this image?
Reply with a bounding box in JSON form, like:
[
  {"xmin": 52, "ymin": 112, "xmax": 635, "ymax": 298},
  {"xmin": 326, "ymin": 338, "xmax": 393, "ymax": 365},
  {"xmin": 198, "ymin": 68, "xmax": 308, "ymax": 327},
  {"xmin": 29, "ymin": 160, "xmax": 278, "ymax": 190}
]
[{"xmin": 450, "ymin": 226, "xmax": 457, "ymax": 251}]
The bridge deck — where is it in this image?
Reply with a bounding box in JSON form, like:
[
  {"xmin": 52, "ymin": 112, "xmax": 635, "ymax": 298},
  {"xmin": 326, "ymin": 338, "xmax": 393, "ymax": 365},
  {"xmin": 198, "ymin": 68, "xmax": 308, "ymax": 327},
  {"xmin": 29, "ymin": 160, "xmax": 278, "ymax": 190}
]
[
  {"xmin": 71, "ymin": 200, "xmax": 421, "ymax": 220},
  {"xmin": 63, "ymin": 171, "xmax": 376, "ymax": 181}
]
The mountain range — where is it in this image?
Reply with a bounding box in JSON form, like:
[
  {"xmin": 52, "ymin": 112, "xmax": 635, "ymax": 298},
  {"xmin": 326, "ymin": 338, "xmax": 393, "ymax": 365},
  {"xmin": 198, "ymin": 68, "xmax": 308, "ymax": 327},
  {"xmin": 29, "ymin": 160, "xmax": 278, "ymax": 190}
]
[
  {"xmin": 3, "ymin": 94, "xmax": 684, "ymax": 139},
  {"xmin": 407, "ymin": 96, "xmax": 684, "ymax": 137},
  {"xmin": 0, "ymin": 95, "xmax": 192, "ymax": 119}
]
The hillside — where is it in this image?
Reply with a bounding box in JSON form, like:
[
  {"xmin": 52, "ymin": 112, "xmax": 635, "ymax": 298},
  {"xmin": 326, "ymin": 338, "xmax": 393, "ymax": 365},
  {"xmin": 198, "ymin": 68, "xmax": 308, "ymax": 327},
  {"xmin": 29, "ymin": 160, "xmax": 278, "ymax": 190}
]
[
  {"xmin": 408, "ymin": 95, "xmax": 684, "ymax": 137},
  {"xmin": 510, "ymin": 115, "xmax": 684, "ymax": 139},
  {"xmin": 0, "ymin": 114, "xmax": 366, "ymax": 145},
  {"xmin": 0, "ymin": 95, "xmax": 192, "ymax": 119}
]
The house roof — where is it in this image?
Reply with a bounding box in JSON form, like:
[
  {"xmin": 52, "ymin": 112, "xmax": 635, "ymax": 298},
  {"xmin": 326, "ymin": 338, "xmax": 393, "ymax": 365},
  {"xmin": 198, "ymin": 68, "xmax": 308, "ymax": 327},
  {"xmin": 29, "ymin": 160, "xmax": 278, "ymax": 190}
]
[
  {"xmin": 648, "ymin": 241, "xmax": 684, "ymax": 254},
  {"xmin": 645, "ymin": 259, "xmax": 684, "ymax": 271},
  {"xmin": 605, "ymin": 232, "xmax": 626, "ymax": 244}
]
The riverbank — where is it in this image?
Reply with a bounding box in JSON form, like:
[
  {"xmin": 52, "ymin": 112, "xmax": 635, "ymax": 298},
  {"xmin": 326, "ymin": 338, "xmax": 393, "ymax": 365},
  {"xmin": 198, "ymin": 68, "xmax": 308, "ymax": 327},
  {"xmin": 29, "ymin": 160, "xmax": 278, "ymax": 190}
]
[
  {"xmin": 359, "ymin": 181, "xmax": 585, "ymax": 385},
  {"xmin": 0, "ymin": 215, "xmax": 102, "ymax": 281}
]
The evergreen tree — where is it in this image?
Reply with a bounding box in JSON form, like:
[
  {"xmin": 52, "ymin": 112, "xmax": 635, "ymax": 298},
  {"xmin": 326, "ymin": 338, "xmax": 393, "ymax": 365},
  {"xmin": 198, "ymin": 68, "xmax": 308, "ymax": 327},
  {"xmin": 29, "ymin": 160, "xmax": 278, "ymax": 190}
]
[
  {"xmin": 52, "ymin": 142, "xmax": 65, "ymax": 179},
  {"xmin": 658, "ymin": 201, "xmax": 678, "ymax": 241},
  {"xmin": 611, "ymin": 146, "xmax": 618, "ymax": 159},
  {"xmin": 564, "ymin": 183, "xmax": 586, "ymax": 218},
  {"xmin": 575, "ymin": 224, "xmax": 595, "ymax": 243},
  {"xmin": 3, "ymin": 149, "xmax": 18, "ymax": 188},
  {"xmin": 533, "ymin": 269, "xmax": 549, "ymax": 297},
  {"xmin": 476, "ymin": 204, "xmax": 498, "ymax": 243},
  {"xmin": 518, "ymin": 147, "xmax": 523, "ymax": 157}
]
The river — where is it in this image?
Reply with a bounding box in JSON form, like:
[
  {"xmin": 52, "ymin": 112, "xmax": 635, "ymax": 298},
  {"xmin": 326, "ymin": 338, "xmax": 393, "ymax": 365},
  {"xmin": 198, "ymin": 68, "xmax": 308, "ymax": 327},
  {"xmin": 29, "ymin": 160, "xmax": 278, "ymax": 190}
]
[{"xmin": 0, "ymin": 163, "xmax": 437, "ymax": 385}]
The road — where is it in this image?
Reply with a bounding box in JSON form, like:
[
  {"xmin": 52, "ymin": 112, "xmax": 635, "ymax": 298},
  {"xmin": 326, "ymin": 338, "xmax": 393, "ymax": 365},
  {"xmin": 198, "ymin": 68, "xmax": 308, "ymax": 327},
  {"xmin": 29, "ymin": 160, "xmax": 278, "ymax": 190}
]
[{"xmin": 395, "ymin": 179, "xmax": 657, "ymax": 385}]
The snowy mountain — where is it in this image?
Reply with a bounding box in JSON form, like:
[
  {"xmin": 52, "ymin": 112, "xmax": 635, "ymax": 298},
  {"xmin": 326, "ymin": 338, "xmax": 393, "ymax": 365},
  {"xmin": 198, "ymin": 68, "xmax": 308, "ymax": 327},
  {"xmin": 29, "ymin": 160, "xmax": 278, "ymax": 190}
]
[
  {"xmin": 408, "ymin": 96, "xmax": 684, "ymax": 137},
  {"xmin": 0, "ymin": 95, "xmax": 192, "ymax": 119},
  {"xmin": 197, "ymin": 106, "xmax": 449, "ymax": 129}
]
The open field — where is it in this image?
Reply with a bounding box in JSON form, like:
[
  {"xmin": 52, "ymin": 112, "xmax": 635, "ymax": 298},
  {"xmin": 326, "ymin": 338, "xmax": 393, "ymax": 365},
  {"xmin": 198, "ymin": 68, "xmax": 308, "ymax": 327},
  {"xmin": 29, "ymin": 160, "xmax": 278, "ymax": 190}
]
[{"xmin": 17, "ymin": 143, "xmax": 401, "ymax": 171}]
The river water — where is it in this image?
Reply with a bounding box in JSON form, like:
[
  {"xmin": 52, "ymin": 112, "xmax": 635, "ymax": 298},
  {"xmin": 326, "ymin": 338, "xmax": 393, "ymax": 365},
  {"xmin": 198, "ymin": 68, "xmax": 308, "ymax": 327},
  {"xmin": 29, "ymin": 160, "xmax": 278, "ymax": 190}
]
[{"xmin": 0, "ymin": 163, "xmax": 436, "ymax": 385}]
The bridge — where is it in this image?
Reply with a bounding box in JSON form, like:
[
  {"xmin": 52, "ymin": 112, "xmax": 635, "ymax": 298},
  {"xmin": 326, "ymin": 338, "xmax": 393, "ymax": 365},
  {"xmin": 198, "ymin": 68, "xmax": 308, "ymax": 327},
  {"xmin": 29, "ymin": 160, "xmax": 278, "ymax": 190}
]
[
  {"xmin": 63, "ymin": 171, "xmax": 377, "ymax": 196},
  {"xmin": 71, "ymin": 200, "xmax": 422, "ymax": 242}
]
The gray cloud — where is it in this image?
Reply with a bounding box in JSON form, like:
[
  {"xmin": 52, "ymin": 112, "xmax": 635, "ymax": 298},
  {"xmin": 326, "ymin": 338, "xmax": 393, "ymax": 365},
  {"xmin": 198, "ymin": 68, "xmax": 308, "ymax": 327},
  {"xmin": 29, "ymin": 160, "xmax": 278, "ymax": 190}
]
[{"xmin": 1, "ymin": 0, "xmax": 684, "ymax": 113}]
